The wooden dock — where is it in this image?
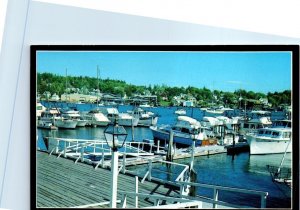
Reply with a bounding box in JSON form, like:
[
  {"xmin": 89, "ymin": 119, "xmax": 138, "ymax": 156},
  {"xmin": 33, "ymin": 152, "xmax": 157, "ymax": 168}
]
[{"xmin": 36, "ymin": 151, "xmax": 181, "ymax": 208}]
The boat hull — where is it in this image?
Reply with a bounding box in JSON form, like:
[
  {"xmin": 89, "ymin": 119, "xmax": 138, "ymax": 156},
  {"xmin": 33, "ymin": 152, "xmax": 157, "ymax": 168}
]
[
  {"xmin": 138, "ymin": 117, "xmax": 158, "ymax": 127},
  {"xmin": 150, "ymin": 126, "xmax": 202, "ymax": 147},
  {"xmin": 118, "ymin": 118, "xmax": 139, "ymax": 126},
  {"xmin": 54, "ymin": 119, "xmax": 77, "ymax": 129},
  {"xmin": 247, "ymin": 135, "xmax": 292, "ymax": 155},
  {"xmin": 76, "ymin": 120, "xmax": 87, "ymax": 127}
]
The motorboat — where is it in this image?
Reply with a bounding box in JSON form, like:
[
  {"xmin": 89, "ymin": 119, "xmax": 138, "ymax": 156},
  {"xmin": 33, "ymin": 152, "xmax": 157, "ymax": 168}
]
[
  {"xmin": 36, "ymin": 102, "xmax": 46, "ymax": 117},
  {"xmin": 204, "ymin": 106, "xmax": 234, "ymax": 117},
  {"xmin": 82, "ymin": 108, "xmax": 110, "ymax": 127},
  {"xmin": 60, "ymin": 108, "xmax": 87, "ymax": 127},
  {"xmin": 174, "ymin": 109, "xmax": 186, "ymax": 115},
  {"xmin": 200, "ymin": 116, "xmax": 241, "ymax": 145},
  {"xmin": 100, "ymin": 107, "xmax": 139, "ymax": 126},
  {"xmin": 129, "ymin": 107, "xmax": 158, "ymax": 127},
  {"xmin": 246, "ymin": 127, "xmax": 292, "ymax": 155},
  {"xmin": 38, "ymin": 108, "xmax": 77, "ymax": 129},
  {"xmin": 239, "ymin": 117, "xmax": 272, "ymax": 135},
  {"xmin": 139, "ymin": 103, "xmax": 152, "ymax": 108},
  {"xmin": 150, "ymin": 116, "xmax": 208, "ymax": 147}
]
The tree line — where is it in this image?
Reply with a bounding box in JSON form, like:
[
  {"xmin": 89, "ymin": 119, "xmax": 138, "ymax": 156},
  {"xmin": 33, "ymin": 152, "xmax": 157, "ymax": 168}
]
[{"xmin": 37, "ymin": 72, "xmax": 291, "ymax": 108}]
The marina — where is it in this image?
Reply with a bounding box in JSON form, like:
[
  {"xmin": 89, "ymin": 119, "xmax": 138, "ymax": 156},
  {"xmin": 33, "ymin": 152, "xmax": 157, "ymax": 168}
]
[
  {"xmin": 36, "ymin": 103, "xmax": 292, "ymax": 208},
  {"xmin": 34, "ymin": 49, "xmax": 295, "ymax": 209}
]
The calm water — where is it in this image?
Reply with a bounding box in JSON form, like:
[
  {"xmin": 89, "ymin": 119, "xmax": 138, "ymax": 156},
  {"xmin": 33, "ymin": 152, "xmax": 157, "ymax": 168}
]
[{"xmin": 37, "ymin": 102, "xmax": 292, "ymax": 208}]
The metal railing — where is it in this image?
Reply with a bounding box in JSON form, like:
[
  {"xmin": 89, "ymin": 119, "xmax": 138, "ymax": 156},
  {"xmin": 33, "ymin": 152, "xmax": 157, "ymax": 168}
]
[{"xmin": 177, "ymin": 181, "xmax": 268, "ymax": 208}]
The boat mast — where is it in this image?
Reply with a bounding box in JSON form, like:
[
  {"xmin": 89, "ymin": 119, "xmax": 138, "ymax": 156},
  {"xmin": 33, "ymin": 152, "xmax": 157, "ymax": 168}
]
[{"xmin": 97, "ymin": 65, "xmax": 100, "ymax": 105}]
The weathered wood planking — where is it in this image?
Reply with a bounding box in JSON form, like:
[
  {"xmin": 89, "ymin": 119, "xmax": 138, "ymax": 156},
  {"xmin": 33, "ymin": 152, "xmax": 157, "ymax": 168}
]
[{"xmin": 36, "ymin": 151, "xmax": 180, "ymax": 208}]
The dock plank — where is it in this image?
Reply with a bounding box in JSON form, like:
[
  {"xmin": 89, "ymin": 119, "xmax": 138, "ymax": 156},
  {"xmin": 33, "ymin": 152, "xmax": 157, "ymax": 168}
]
[{"xmin": 36, "ymin": 151, "xmax": 180, "ymax": 208}]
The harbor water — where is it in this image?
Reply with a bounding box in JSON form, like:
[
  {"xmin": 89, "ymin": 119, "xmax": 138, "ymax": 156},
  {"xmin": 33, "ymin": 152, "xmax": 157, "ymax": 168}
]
[{"xmin": 37, "ymin": 103, "xmax": 292, "ymax": 208}]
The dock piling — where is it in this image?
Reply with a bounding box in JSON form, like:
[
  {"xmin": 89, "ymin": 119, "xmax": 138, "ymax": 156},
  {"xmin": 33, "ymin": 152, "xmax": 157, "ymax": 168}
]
[{"xmin": 166, "ymin": 130, "xmax": 174, "ymax": 161}]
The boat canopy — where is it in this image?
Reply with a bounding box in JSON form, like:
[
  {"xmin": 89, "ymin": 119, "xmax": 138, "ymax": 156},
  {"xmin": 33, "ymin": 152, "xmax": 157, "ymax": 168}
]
[{"xmin": 178, "ymin": 116, "xmax": 198, "ymax": 124}]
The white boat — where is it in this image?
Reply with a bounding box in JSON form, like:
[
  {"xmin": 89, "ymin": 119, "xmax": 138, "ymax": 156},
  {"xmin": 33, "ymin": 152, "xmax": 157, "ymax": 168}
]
[
  {"xmin": 129, "ymin": 108, "xmax": 158, "ymax": 127},
  {"xmin": 37, "ymin": 120, "xmax": 57, "ymax": 130},
  {"xmin": 36, "ymin": 102, "xmax": 46, "ymax": 117},
  {"xmin": 100, "ymin": 107, "xmax": 139, "ymax": 126},
  {"xmin": 200, "ymin": 116, "xmax": 241, "ymax": 145},
  {"xmin": 61, "ymin": 109, "xmax": 87, "ymax": 127},
  {"xmin": 204, "ymin": 107, "xmax": 234, "ymax": 117},
  {"xmin": 139, "ymin": 103, "xmax": 152, "ymax": 108},
  {"xmin": 239, "ymin": 116, "xmax": 272, "ymax": 135},
  {"xmin": 39, "ymin": 108, "xmax": 77, "ymax": 129},
  {"xmin": 150, "ymin": 116, "xmax": 208, "ymax": 147},
  {"xmin": 83, "ymin": 108, "xmax": 110, "ymax": 127},
  {"xmin": 175, "ymin": 109, "xmax": 186, "ymax": 115},
  {"xmin": 246, "ymin": 127, "xmax": 292, "ymax": 155}
]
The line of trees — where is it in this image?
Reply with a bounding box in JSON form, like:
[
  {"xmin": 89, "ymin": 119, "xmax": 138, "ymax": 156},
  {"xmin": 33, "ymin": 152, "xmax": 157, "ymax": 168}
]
[{"xmin": 37, "ymin": 72, "xmax": 291, "ymax": 108}]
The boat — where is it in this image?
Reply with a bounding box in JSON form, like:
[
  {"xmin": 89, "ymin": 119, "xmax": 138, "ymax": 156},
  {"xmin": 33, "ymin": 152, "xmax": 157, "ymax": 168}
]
[
  {"xmin": 239, "ymin": 114, "xmax": 272, "ymax": 136},
  {"xmin": 150, "ymin": 116, "xmax": 209, "ymax": 147},
  {"xmin": 100, "ymin": 107, "xmax": 139, "ymax": 126},
  {"xmin": 246, "ymin": 127, "xmax": 292, "ymax": 154},
  {"xmin": 129, "ymin": 107, "xmax": 158, "ymax": 127},
  {"xmin": 174, "ymin": 109, "xmax": 186, "ymax": 115},
  {"xmin": 204, "ymin": 106, "xmax": 234, "ymax": 117},
  {"xmin": 139, "ymin": 103, "xmax": 152, "ymax": 108},
  {"xmin": 38, "ymin": 108, "xmax": 77, "ymax": 129},
  {"xmin": 200, "ymin": 116, "xmax": 241, "ymax": 145},
  {"xmin": 60, "ymin": 108, "xmax": 88, "ymax": 127},
  {"xmin": 82, "ymin": 108, "xmax": 110, "ymax": 127},
  {"xmin": 36, "ymin": 102, "xmax": 46, "ymax": 117}
]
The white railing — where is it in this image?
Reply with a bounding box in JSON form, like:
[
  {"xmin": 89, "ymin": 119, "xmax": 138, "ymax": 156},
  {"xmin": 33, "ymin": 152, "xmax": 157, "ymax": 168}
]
[
  {"xmin": 45, "ymin": 137, "xmax": 164, "ymax": 171},
  {"xmin": 119, "ymin": 191, "xmax": 201, "ymax": 209},
  {"xmin": 177, "ymin": 181, "xmax": 268, "ymax": 208}
]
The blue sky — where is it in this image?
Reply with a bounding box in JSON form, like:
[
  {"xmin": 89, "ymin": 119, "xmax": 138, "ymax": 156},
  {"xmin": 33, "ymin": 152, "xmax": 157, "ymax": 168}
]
[{"xmin": 37, "ymin": 51, "xmax": 292, "ymax": 94}]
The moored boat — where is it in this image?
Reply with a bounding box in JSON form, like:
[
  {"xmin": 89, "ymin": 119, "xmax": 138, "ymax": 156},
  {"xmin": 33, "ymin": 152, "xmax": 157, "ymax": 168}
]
[
  {"xmin": 174, "ymin": 109, "xmax": 186, "ymax": 115},
  {"xmin": 38, "ymin": 108, "xmax": 77, "ymax": 129},
  {"xmin": 246, "ymin": 127, "xmax": 292, "ymax": 155},
  {"xmin": 61, "ymin": 108, "xmax": 88, "ymax": 127},
  {"xmin": 82, "ymin": 108, "xmax": 110, "ymax": 127},
  {"xmin": 150, "ymin": 116, "xmax": 209, "ymax": 147},
  {"xmin": 129, "ymin": 107, "xmax": 158, "ymax": 127},
  {"xmin": 101, "ymin": 107, "xmax": 139, "ymax": 126}
]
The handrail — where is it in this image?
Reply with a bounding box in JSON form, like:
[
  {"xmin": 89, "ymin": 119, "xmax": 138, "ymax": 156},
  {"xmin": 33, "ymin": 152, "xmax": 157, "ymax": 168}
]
[
  {"xmin": 177, "ymin": 181, "xmax": 268, "ymax": 208},
  {"xmin": 177, "ymin": 181, "xmax": 267, "ymax": 196},
  {"xmin": 119, "ymin": 191, "xmax": 249, "ymax": 209}
]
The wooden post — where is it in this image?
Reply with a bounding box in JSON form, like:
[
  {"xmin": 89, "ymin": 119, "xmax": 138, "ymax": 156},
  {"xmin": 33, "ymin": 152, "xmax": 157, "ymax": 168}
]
[
  {"xmin": 122, "ymin": 153, "xmax": 126, "ymax": 174},
  {"xmin": 189, "ymin": 169, "xmax": 197, "ymax": 197},
  {"xmin": 131, "ymin": 119, "xmax": 135, "ymax": 141},
  {"xmin": 135, "ymin": 176, "xmax": 139, "ymax": 208},
  {"xmin": 233, "ymin": 133, "xmax": 236, "ymax": 147},
  {"xmin": 166, "ymin": 130, "xmax": 174, "ymax": 161}
]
